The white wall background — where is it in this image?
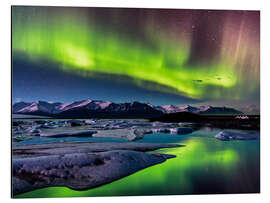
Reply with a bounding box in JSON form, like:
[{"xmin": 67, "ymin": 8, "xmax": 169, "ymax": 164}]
[{"xmin": 0, "ymin": 0, "xmax": 269, "ymax": 202}]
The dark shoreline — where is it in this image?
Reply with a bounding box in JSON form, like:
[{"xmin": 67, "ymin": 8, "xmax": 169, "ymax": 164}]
[
  {"xmin": 149, "ymin": 113, "xmax": 260, "ymax": 130},
  {"xmin": 12, "ymin": 113, "xmax": 260, "ymax": 130}
]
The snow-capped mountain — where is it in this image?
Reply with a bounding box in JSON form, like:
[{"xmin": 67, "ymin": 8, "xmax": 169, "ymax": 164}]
[
  {"xmin": 197, "ymin": 106, "xmax": 242, "ymax": 115},
  {"xmin": 160, "ymin": 105, "xmax": 179, "ymax": 113},
  {"xmin": 16, "ymin": 101, "xmax": 60, "ymax": 114},
  {"xmin": 12, "ymin": 102, "xmax": 31, "ymax": 113},
  {"xmin": 177, "ymin": 105, "xmax": 201, "ymax": 113},
  {"xmin": 52, "ymin": 99, "xmax": 112, "ymax": 113},
  {"xmin": 159, "ymin": 104, "xmax": 242, "ymax": 115},
  {"xmin": 159, "ymin": 104, "xmax": 201, "ymax": 113},
  {"xmin": 159, "ymin": 104, "xmax": 206, "ymax": 113},
  {"xmin": 12, "ymin": 99, "xmax": 243, "ymax": 118},
  {"xmin": 12, "ymin": 100, "xmax": 163, "ymax": 118}
]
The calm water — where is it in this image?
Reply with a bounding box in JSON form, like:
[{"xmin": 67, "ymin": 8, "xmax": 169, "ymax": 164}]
[{"xmin": 15, "ymin": 127, "xmax": 260, "ymax": 198}]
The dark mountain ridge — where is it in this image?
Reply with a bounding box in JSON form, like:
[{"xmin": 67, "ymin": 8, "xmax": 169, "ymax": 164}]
[{"xmin": 12, "ymin": 99, "xmax": 243, "ymax": 119}]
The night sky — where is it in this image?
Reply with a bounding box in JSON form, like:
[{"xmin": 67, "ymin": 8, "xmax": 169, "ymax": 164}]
[{"xmin": 12, "ymin": 6, "xmax": 260, "ymax": 106}]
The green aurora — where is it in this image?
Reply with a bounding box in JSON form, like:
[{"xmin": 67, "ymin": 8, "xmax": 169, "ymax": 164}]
[{"xmin": 12, "ymin": 7, "xmax": 260, "ymax": 100}]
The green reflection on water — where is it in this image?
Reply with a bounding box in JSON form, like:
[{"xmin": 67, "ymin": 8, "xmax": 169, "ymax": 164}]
[{"xmin": 15, "ymin": 129, "xmax": 259, "ymax": 198}]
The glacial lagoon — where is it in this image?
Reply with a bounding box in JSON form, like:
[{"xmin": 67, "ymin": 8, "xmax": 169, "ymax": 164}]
[{"xmin": 13, "ymin": 120, "xmax": 260, "ymax": 198}]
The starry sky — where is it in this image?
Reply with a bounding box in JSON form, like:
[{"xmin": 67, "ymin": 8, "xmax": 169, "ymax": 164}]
[{"xmin": 12, "ymin": 6, "xmax": 260, "ymax": 106}]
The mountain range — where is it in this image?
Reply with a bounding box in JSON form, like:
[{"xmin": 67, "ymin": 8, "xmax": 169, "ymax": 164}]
[{"xmin": 12, "ymin": 99, "xmax": 243, "ymax": 118}]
